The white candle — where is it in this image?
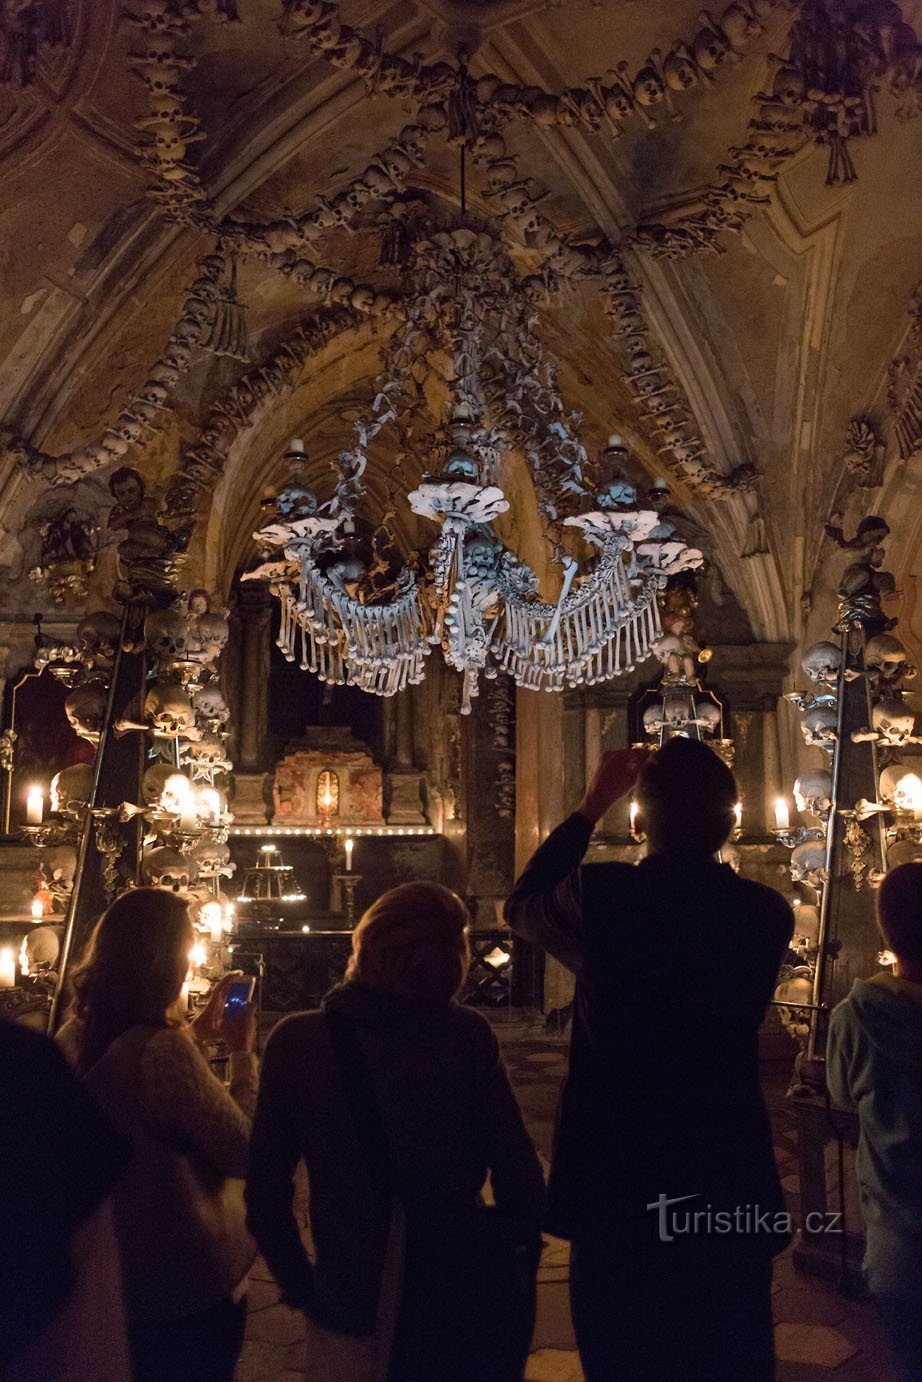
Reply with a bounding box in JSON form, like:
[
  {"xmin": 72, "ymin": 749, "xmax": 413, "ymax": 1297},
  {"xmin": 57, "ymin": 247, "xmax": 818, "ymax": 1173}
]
[
  {"xmin": 0, "ymin": 947, "xmax": 15, "ymax": 989},
  {"xmin": 199, "ymin": 787, "xmax": 221, "ymax": 825},
  {"xmin": 733, "ymin": 801, "xmax": 742, "ymax": 832},
  {"xmin": 26, "ymin": 787, "xmax": 44, "ymax": 825},
  {"xmin": 774, "ymin": 797, "xmax": 790, "ymax": 832},
  {"xmin": 30, "ymin": 897, "xmax": 45, "ymax": 921},
  {"xmin": 344, "ymin": 835, "xmax": 354, "ymax": 872},
  {"xmin": 179, "ymin": 790, "xmax": 198, "ymax": 833},
  {"xmin": 189, "ymin": 942, "xmax": 207, "ymax": 970},
  {"xmin": 629, "ymin": 800, "xmax": 639, "ymax": 835},
  {"xmin": 200, "ymin": 900, "xmax": 223, "ymax": 944}
]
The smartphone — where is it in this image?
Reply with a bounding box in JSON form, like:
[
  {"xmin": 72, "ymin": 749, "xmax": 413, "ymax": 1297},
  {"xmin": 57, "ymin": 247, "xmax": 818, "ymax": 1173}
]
[{"xmin": 223, "ymin": 977, "xmax": 255, "ymax": 1015}]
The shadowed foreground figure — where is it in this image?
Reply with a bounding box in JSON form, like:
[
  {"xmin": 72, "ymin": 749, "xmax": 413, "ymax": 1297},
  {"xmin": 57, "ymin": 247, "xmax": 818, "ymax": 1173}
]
[
  {"xmin": 505, "ymin": 739, "xmax": 794, "ymax": 1382},
  {"xmin": 827, "ymin": 862, "xmax": 922, "ymax": 1382}
]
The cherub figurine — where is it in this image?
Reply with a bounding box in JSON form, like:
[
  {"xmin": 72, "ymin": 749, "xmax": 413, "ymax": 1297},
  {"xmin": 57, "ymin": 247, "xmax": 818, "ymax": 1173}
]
[{"xmin": 107, "ymin": 466, "xmax": 159, "ymax": 531}]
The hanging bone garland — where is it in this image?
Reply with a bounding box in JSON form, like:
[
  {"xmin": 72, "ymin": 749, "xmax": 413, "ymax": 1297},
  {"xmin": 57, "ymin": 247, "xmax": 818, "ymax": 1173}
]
[{"xmin": 496, "ymin": 543, "xmax": 661, "ymax": 692}]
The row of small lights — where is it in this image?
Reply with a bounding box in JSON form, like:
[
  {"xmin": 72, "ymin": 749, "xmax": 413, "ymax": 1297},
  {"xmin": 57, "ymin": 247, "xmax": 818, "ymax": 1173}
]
[{"xmin": 230, "ymin": 826, "xmax": 437, "ymax": 838}]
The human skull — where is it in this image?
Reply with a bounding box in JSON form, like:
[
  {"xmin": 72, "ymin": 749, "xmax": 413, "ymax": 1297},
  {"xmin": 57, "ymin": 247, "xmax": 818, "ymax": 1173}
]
[
  {"xmin": 193, "ymin": 684, "xmax": 229, "ymax": 724},
  {"xmin": 774, "ymin": 970, "xmax": 814, "ymax": 1041},
  {"xmin": 498, "ymin": 185, "xmax": 530, "ymax": 219},
  {"xmin": 801, "ymin": 705, "xmax": 838, "ymax": 747},
  {"xmin": 20, "ymin": 924, "xmax": 62, "ymax": 975},
  {"xmin": 879, "ymin": 763, "xmax": 922, "ymax": 811},
  {"xmin": 275, "ymin": 482, "xmax": 318, "ymax": 519},
  {"xmin": 793, "ymin": 769, "xmax": 833, "ymax": 816},
  {"xmin": 159, "ymin": 772, "xmax": 192, "ymax": 815},
  {"xmin": 464, "ymin": 531, "xmax": 501, "ymax": 574},
  {"xmin": 443, "ymin": 447, "xmax": 480, "ymax": 481},
  {"xmin": 663, "ymin": 694, "xmax": 695, "ymax": 728},
  {"xmin": 720, "ymin": 2, "xmax": 763, "ymax": 48},
  {"xmin": 50, "ymin": 764, "xmax": 93, "ymax": 814},
  {"xmin": 772, "ymin": 65, "xmax": 805, "ymax": 106},
  {"xmin": 801, "ymin": 642, "xmax": 842, "ymax": 685},
  {"xmin": 65, "ymin": 684, "xmax": 108, "ymax": 744},
  {"xmin": 792, "ymin": 903, "xmax": 821, "ymax": 944},
  {"xmin": 633, "ymin": 64, "xmax": 666, "ymax": 106},
  {"xmin": 664, "ymin": 46, "xmax": 699, "ymax": 90},
  {"xmin": 350, "ymin": 285, "xmax": 375, "ymax": 313},
  {"xmin": 142, "ymin": 761, "xmax": 175, "ymax": 807},
  {"xmin": 643, "ymin": 703, "xmax": 665, "ymax": 735},
  {"xmin": 596, "ymin": 478, "xmax": 638, "ymax": 509},
  {"xmin": 39, "ymin": 845, "xmax": 78, "ymax": 892},
  {"xmin": 145, "ymin": 607, "xmax": 190, "ymax": 662},
  {"xmin": 195, "ymin": 612, "xmax": 229, "ymax": 655},
  {"xmin": 693, "ymin": 24, "xmax": 731, "ymax": 70},
  {"xmin": 192, "ymin": 837, "xmax": 231, "ymax": 877},
  {"xmin": 695, "ymin": 701, "xmax": 721, "ymax": 734},
  {"xmin": 76, "ymin": 611, "xmax": 121, "ymax": 666},
  {"xmin": 865, "ymin": 634, "xmax": 913, "ymax": 685},
  {"xmin": 141, "ymin": 846, "xmax": 198, "ymax": 892},
  {"xmin": 872, "ymin": 696, "xmax": 916, "ymax": 745},
  {"xmin": 790, "ymin": 838, "xmax": 828, "ymax": 888},
  {"xmin": 144, "ymin": 680, "xmax": 195, "ymax": 737},
  {"xmin": 183, "ymin": 733, "xmax": 228, "ymax": 772}
]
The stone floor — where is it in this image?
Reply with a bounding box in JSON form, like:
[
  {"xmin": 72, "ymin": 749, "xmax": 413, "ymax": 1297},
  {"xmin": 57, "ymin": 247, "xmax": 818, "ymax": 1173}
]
[{"xmin": 235, "ymin": 1020, "xmax": 897, "ymax": 1381}]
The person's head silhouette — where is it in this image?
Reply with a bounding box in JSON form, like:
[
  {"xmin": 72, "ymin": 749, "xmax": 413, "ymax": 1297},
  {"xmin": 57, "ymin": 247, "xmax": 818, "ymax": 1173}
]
[{"xmin": 634, "ymin": 736, "xmax": 738, "ymax": 857}]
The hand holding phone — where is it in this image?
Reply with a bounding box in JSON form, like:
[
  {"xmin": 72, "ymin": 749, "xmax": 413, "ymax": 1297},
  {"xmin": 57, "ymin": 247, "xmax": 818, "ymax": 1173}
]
[
  {"xmin": 223, "ymin": 977, "xmax": 255, "ymax": 1015},
  {"xmin": 217, "ymin": 976, "xmax": 256, "ymax": 1053}
]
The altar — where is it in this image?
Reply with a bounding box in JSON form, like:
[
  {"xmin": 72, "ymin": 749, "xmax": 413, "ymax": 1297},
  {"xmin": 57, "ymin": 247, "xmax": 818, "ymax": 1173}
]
[{"xmin": 229, "ymin": 925, "xmax": 527, "ymax": 1018}]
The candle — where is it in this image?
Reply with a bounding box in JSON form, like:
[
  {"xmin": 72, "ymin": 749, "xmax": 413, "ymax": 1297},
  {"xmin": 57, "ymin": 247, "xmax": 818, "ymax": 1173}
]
[
  {"xmin": 189, "ymin": 942, "xmax": 207, "ymax": 970},
  {"xmin": 0, "ymin": 947, "xmax": 15, "ymax": 989},
  {"xmin": 30, "ymin": 897, "xmax": 45, "ymax": 921},
  {"xmin": 733, "ymin": 801, "xmax": 742, "ymax": 832},
  {"xmin": 26, "ymin": 787, "xmax": 44, "ymax": 826},
  {"xmin": 629, "ymin": 800, "xmax": 639, "ymax": 836},
  {"xmin": 774, "ymin": 797, "xmax": 790, "ymax": 832},
  {"xmin": 179, "ymin": 787, "xmax": 198, "ymax": 833},
  {"xmin": 344, "ymin": 835, "xmax": 354, "ymax": 872},
  {"xmin": 199, "ymin": 787, "xmax": 221, "ymax": 826},
  {"xmin": 200, "ymin": 900, "xmax": 223, "ymax": 944}
]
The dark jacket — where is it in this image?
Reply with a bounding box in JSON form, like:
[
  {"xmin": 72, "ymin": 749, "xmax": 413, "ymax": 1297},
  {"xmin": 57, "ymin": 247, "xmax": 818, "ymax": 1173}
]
[
  {"xmin": 827, "ymin": 972, "xmax": 922, "ymax": 1292},
  {"xmin": 505, "ymin": 813, "xmax": 794, "ymax": 1252},
  {"xmin": 245, "ymin": 983, "xmax": 544, "ymax": 1333}
]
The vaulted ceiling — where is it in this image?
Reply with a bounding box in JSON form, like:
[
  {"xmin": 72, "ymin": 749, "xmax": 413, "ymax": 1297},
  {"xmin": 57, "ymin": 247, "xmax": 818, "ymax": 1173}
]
[{"xmin": 2, "ymin": 0, "xmax": 921, "ymax": 662}]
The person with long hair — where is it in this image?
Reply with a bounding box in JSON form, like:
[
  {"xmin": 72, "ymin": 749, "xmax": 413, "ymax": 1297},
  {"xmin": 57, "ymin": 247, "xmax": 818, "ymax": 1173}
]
[
  {"xmin": 246, "ymin": 881, "xmax": 544, "ymax": 1382},
  {"xmin": 58, "ymin": 887, "xmax": 257, "ymax": 1382}
]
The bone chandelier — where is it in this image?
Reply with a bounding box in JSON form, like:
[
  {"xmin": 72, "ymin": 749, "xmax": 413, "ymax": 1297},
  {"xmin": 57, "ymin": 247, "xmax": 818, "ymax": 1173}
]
[{"xmin": 247, "ymin": 222, "xmax": 703, "ymax": 713}]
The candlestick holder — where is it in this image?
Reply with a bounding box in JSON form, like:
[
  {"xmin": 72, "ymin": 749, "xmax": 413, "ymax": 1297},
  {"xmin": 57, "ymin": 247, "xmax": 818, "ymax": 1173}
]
[
  {"xmin": 341, "ymin": 873, "xmax": 361, "ymax": 926},
  {"xmin": 772, "ymin": 824, "xmax": 826, "ymax": 850}
]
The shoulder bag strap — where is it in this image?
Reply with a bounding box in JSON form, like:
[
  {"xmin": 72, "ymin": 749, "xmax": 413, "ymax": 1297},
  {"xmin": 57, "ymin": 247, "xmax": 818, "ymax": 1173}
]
[{"xmin": 325, "ymin": 1011, "xmax": 397, "ymax": 1204}]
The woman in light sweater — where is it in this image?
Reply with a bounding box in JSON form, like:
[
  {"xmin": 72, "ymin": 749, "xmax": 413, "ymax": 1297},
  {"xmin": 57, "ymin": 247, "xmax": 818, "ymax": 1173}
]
[{"xmin": 59, "ymin": 887, "xmax": 257, "ymax": 1382}]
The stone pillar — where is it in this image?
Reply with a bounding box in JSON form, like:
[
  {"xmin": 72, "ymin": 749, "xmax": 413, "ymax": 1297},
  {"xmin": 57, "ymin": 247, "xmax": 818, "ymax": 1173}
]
[
  {"xmin": 229, "ymin": 583, "xmax": 273, "ymax": 825},
  {"xmin": 235, "ymin": 582, "xmax": 272, "ymax": 772},
  {"xmin": 386, "ymin": 687, "xmax": 427, "ymax": 825}
]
